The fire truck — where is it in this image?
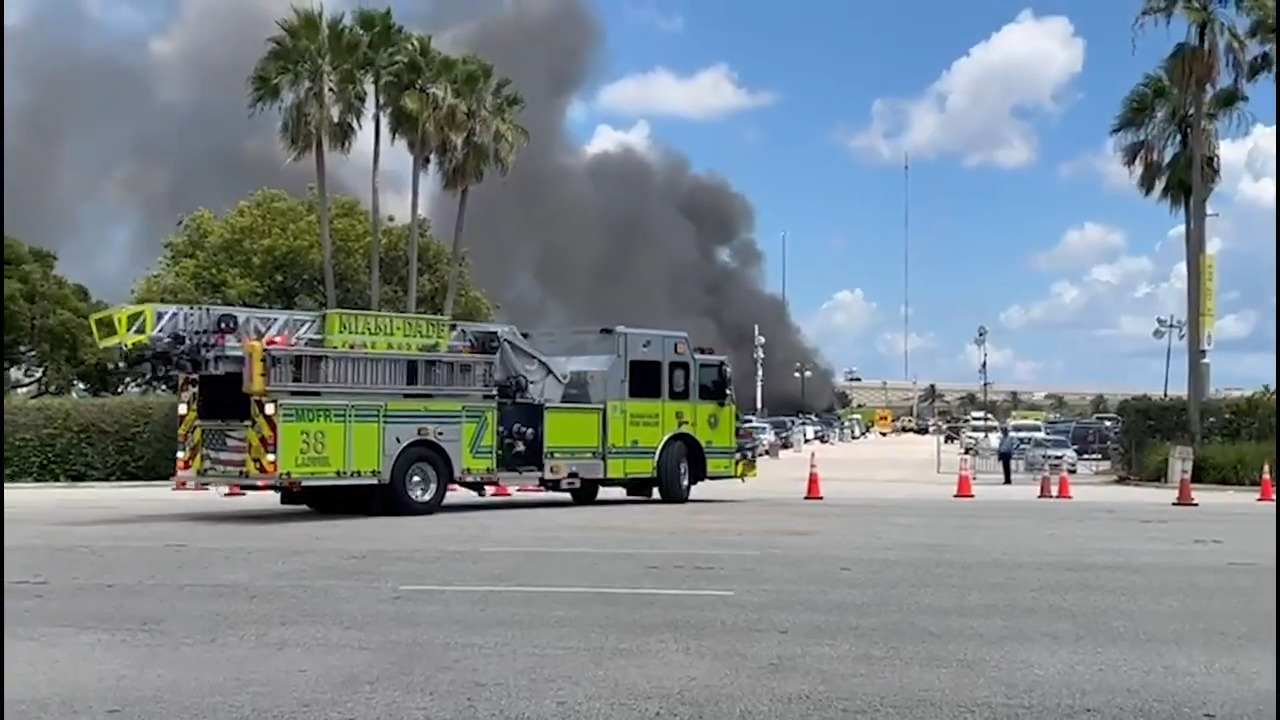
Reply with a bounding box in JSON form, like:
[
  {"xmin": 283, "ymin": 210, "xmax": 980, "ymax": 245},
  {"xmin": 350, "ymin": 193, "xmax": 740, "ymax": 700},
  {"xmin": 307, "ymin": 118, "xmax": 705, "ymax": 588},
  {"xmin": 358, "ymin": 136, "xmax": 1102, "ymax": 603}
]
[{"xmin": 89, "ymin": 304, "xmax": 756, "ymax": 515}]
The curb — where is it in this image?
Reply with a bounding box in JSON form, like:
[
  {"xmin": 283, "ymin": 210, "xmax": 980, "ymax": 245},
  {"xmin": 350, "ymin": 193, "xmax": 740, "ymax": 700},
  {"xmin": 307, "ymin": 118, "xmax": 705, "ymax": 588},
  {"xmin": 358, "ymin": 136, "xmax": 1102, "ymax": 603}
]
[
  {"xmin": 4, "ymin": 481, "xmax": 175, "ymax": 490},
  {"xmin": 1111, "ymin": 479, "xmax": 1260, "ymax": 493}
]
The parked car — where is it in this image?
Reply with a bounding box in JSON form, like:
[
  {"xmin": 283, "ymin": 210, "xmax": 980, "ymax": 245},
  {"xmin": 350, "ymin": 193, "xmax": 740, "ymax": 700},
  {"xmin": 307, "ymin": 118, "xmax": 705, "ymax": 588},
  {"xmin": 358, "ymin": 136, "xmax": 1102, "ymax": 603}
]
[
  {"xmin": 741, "ymin": 422, "xmax": 777, "ymax": 457},
  {"xmin": 1025, "ymin": 434, "xmax": 1079, "ymax": 474},
  {"xmin": 765, "ymin": 417, "xmax": 796, "ymax": 449}
]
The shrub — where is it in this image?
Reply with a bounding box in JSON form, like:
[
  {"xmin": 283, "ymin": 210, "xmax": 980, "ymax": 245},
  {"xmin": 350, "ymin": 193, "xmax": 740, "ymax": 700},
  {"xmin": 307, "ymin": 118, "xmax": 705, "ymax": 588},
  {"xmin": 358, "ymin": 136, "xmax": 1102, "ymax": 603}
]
[
  {"xmin": 1135, "ymin": 441, "xmax": 1275, "ymax": 486},
  {"xmin": 1114, "ymin": 392, "xmax": 1277, "ymax": 476},
  {"xmin": 3, "ymin": 396, "xmax": 177, "ymax": 483}
]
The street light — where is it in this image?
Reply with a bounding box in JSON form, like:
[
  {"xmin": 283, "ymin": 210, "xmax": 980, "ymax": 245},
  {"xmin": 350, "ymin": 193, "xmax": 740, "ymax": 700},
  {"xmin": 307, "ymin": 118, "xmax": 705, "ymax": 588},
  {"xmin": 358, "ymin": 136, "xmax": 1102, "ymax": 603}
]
[
  {"xmin": 1152, "ymin": 314, "xmax": 1188, "ymax": 399},
  {"xmin": 974, "ymin": 325, "xmax": 990, "ymax": 416},
  {"xmin": 752, "ymin": 326, "xmax": 766, "ymax": 416},
  {"xmin": 793, "ymin": 362, "xmax": 814, "ymax": 406}
]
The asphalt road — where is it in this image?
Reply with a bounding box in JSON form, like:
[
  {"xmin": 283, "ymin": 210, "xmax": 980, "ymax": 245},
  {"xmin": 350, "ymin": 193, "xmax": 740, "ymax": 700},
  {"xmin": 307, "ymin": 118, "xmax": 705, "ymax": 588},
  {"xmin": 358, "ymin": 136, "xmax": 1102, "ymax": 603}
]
[{"xmin": 4, "ymin": 483, "xmax": 1276, "ymax": 720}]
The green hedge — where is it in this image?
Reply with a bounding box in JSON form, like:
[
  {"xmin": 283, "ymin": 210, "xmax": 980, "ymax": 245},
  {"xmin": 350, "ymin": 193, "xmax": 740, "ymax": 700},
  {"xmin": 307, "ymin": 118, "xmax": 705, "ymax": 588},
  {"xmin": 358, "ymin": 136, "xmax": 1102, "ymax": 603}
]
[
  {"xmin": 1132, "ymin": 441, "xmax": 1275, "ymax": 486},
  {"xmin": 1113, "ymin": 392, "xmax": 1277, "ymax": 483},
  {"xmin": 3, "ymin": 396, "xmax": 177, "ymax": 483}
]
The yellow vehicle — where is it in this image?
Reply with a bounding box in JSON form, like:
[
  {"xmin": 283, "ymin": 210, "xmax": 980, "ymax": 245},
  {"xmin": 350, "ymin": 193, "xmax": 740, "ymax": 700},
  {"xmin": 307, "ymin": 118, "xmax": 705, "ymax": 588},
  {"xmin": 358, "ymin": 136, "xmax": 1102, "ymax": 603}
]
[
  {"xmin": 874, "ymin": 408, "xmax": 894, "ymax": 435},
  {"xmin": 90, "ymin": 304, "xmax": 756, "ymax": 515}
]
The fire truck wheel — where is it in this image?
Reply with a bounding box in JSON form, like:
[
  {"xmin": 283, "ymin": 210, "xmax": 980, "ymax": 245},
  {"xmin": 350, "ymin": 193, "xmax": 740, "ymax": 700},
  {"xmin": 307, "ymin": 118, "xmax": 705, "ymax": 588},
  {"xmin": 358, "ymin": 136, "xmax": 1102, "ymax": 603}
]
[
  {"xmin": 385, "ymin": 445, "xmax": 450, "ymax": 516},
  {"xmin": 569, "ymin": 481, "xmax": 599, "ymax": 504},
  {"xmin": 656, "ymin": 441, "xmax": 691, "ymax": 504}
]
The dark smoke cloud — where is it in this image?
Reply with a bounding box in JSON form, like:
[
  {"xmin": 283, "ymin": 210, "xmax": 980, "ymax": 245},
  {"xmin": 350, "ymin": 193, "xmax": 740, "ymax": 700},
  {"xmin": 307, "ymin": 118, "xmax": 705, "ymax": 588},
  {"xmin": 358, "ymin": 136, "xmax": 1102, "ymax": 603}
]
[
  {"xmin": 427, "ymin": 0, "xmax": 834, "ymax": 411},
  {"xmin": 3, "ymin": 0, "xmax": 834, "ymax": 411}
]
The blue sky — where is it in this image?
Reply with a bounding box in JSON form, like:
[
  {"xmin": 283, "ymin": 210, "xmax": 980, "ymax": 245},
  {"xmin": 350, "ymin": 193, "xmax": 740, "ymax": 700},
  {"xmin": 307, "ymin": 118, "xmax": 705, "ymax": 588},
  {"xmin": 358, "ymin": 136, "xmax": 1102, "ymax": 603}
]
[{"xmin": 570, "ymin": 0, "xmax": 1277, "ymax": 392}]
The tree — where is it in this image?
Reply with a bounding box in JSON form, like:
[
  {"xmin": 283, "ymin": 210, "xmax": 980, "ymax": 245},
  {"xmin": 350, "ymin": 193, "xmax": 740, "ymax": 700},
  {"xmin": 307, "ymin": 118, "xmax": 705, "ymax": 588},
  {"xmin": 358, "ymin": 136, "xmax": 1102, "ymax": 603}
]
[
  {"xmin": 1006, "ymin": 390, "xmax": 1023, "ymax": 411},
  {"xmin": 248, "ymin": 5, "xmax": 366, "ymax": 309},
  {"xmin": 1130, "ymin": 0, "xmax": 1254, "ymax": 441},
  {"xmin": 958, "ymin": 392, "xmax": 980, "ymax": 415},
  {"xmin": 352, "ymin": 7, "xmax": 407, "ymax": 311},
  {"xmin": 1046, "ymin": 393, "xmax": 1070, "ymax": 414},
  {"xmin": 1244, "ymin": 0, "xmax": 1277, "ymax": 81},
  {"xmin": 3, "ymin": 237, "xmax": 112, "ymax": 395},
  {"xmin": 385, "ymin": 34, "xmax": 452, "ymax": 314},
  {"xmin": 436, "ymin": 55, "xmax": 529, "ymax": 318},
  {"xmin": 1089, "ymin": 394, "xmax": 1111, "ymax": 416},
  {"xmin": 133, "ymin": 188, "xmax": 493, "ymax": 321}
]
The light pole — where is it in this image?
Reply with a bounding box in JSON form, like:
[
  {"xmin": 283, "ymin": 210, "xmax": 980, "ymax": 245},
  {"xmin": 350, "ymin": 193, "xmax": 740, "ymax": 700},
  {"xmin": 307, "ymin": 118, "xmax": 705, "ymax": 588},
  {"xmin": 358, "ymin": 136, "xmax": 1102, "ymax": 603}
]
[
  {"xmin": 1152, "ymin": 314, "xmax": 1187, "ymax": 399},
  {"xmin": 794, "ymin": 362, "xmax": 814, "ymax": 407},
  {"xmin": 902, "ymin": 152, "xmax": 911, "ymax": 380},
  {"xmin": 974, "ymin": 325, "xmax": 990, "ymax": 416},
  {"xmin": 752, "ymin": 325, "xmax": 766, "ymax": 416},
  {"xmin": 780, "ymin": 230, "xmax": 788, "ymax": 306}
]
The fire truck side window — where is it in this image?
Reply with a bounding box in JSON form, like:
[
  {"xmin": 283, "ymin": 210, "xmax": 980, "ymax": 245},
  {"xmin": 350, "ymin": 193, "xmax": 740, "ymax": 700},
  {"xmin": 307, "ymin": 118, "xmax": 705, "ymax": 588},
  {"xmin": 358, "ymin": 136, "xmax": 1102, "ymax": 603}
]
[
  {"xmin": 628, "ymin": 360, "xmax": 663, "ymax": 399},
  {"xmin": 697, "ymin": 363, "xmax": 720, "ymax": 401},
  {"xmin": 668, "ymin": 361, "xmax": 690, "ymax": 400}
]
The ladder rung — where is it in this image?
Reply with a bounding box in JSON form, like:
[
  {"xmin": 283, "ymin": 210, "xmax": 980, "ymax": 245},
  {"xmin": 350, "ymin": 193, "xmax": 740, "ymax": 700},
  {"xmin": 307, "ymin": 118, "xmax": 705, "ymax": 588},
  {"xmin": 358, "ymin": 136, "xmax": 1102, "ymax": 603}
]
[{"xmin": 264, "ymin": 348, "xmax": 495, "ymax": 392}]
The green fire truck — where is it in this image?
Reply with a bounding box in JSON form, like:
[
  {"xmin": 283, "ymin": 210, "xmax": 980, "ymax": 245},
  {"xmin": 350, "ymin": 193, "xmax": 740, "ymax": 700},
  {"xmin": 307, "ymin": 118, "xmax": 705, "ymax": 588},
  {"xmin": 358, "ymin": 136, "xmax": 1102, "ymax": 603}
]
[{"xmin": 90, "ymin": 304, "xmax": 756, "ymax": 515}]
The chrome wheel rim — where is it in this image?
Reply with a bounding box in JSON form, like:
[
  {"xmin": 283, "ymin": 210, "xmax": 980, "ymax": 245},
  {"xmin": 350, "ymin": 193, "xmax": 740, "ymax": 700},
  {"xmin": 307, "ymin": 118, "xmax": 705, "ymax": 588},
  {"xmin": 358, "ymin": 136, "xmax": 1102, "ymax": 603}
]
[
  {"xmin": 678, "ymin": 458, "xmax": 690, "ymax": 492},
  {"xmin": 405, "ymin": 462, "xmax": 438, "ymax": 503}
]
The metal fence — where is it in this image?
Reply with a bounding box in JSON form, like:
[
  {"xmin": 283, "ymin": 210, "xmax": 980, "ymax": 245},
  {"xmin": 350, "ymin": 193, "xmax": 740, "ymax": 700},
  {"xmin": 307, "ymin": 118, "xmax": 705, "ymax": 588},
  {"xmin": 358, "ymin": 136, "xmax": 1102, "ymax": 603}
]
[{"xmin": 934, "ymin": 434, "xmax": 1113, "ymax": 480}]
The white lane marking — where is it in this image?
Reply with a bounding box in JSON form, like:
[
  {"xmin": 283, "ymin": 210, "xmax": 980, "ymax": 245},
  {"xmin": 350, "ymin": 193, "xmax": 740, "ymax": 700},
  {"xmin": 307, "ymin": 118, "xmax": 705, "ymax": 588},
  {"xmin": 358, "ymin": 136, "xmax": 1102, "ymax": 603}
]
[
  {"xmin": 476, "ymin": 547, "xmax": 761, "ymax": 556},
  {"xmin": 396, "ymin": 584, "xmax": 735, "ymax": 597}
]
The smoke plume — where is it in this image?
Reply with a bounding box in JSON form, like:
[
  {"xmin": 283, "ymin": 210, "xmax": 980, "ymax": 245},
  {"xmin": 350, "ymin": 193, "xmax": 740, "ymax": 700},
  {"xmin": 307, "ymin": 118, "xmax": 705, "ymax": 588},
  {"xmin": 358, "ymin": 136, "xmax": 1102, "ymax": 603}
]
[{"xmin": 2, "ymin": 0, "xmax": 834, "ymax": 411}]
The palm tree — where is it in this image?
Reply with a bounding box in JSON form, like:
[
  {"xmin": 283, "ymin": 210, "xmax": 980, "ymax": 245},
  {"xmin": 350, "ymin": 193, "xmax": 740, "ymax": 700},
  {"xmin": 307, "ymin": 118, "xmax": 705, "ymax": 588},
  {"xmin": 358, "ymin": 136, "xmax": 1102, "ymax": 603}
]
[
  {"xmin": 352, "ymin": 7, "xmax": 407, "ymax": 311},
  {"xmin": 436, "ymin": 56, "xmax": 529, "ymax": 318},
  {"xmin": 1244, "ymin": 0, "xmax": 1277, "ymax": 81},
  {"xmin": 1046, "ymin": 393, "xmax": 1070, "ymax": 415},
  {"xmin": 385, "ymin": 34, "xmax": 453, "ymax": 314},
  {"xmin": 1128, "ymin": 0, "xmax": 1253, "ymax": 439},
  {"xmin": 1006, "ymin": 391, "xmax": 1022, "ymax": 411},
  {"xmin": 248, "ymin": 5, "xmax": 366, "ymax": 309}
]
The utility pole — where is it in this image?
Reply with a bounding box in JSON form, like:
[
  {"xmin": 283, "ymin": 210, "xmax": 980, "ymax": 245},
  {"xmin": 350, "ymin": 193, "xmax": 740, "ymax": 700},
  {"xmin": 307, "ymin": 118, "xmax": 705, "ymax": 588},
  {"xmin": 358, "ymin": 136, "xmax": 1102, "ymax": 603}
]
[
  {"xmin": 975, "ymin": 325, "xmax": 990, "ymax": 416},
  {"xmin": 902, "ymin": 151, "xmax": 911, "ymax": 381}
]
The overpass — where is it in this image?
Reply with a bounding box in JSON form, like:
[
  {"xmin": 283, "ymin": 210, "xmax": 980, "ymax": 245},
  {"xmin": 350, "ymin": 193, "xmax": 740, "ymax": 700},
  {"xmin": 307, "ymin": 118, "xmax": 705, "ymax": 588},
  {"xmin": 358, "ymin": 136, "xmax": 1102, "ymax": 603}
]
[{"xmin": 838, "ymin": 378, "xmax": 1182, "ymax": 408}]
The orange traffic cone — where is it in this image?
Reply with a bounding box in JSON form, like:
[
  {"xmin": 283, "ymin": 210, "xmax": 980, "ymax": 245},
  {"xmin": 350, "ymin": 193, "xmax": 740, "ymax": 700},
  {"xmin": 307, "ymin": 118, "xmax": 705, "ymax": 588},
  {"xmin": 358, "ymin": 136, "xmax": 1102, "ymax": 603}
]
[
  {"xmin": 447, "ymin": 483, "xmax": 459, "ymax": 492},
  {"xmin": 1055, "ymin": 466, "xmax": 1073, "ymax": 500},
  {"xmin": 224, "ymin": 484, "xmax": 246, "ymax": 497},
  {"xmin": 172, "ymin": 479, "xmax": 208, "ymax": 492},
  {"xmin": 804, "ymin": 452, "xmax": 823, "ymax": 501},
  {"xmin": 953, "ymin": 455, "xmax": 975, "ymax": 499},
  {"xmin": 490, "ymin": 483, "xmax": 512, "ymax": 498},
  {"xmin": 518, "ymin": 484, "xmax": 545, "ymax": 494},
  {"xmin": 1172, "ymin": 465, "xmax": 1198, "ymax": 507},
  {"xmin": 1257, "ymin": 463, "xmax": 1275, "ymax": 503},
  {"xmin": 1037, "ymin": 471, "xmax": 1054, "ymax": 499}
]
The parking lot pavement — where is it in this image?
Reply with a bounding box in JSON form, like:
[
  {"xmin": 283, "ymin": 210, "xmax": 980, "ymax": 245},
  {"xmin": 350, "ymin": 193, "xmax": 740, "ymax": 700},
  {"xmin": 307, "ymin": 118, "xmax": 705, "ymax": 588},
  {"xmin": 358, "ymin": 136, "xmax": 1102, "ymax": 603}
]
[{"xmin": 5, "ymin": 482, "xmax": 1276, "ymax": 720}]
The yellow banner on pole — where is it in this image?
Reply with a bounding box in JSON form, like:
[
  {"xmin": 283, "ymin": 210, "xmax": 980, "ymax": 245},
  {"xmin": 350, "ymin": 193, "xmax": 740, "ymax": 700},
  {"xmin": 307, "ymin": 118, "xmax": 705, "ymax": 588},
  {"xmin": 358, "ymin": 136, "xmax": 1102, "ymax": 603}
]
[{"xmin": 1199, "ymin": 253, "xmax": 1217, "ymax": 350}]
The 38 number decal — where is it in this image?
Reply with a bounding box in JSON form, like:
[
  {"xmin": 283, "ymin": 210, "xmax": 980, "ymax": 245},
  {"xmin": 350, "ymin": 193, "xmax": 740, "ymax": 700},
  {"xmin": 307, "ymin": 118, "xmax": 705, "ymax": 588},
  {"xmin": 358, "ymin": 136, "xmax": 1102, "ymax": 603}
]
[{"xmin": 298, "ymin": 429, "xmax": 327, "ymax": 455}]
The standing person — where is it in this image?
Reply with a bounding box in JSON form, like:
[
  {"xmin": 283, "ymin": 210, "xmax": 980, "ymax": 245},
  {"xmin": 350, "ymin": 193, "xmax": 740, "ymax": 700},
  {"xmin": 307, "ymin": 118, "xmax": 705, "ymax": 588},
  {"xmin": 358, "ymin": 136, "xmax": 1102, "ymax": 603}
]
[{"xmin": 997, "ymin": 429, "xmax": 1017, "ymax": 485}]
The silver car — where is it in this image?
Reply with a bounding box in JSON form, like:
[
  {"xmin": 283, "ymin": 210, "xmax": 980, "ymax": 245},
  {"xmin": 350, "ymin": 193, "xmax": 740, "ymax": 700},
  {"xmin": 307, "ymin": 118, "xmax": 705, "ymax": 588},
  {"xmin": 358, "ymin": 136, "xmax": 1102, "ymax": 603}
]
[{"xmin": 1025, "ymin": 434, "xmax": 1079, "ymax": 474}]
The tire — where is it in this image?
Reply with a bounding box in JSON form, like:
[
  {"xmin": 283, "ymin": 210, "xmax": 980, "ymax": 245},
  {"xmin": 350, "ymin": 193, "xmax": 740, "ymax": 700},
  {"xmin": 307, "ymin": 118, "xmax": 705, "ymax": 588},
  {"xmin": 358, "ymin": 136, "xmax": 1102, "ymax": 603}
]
[
  {"xmin": 656, "ymin": 441, "xmax": 691, "ymax": 504},
  {"xmin": 569, "ymin": 481, "xmax": 599, "ymax": 504},
  {"xmin": 384, "ymin": 445, "xmax": 451, "ymax": 516}
]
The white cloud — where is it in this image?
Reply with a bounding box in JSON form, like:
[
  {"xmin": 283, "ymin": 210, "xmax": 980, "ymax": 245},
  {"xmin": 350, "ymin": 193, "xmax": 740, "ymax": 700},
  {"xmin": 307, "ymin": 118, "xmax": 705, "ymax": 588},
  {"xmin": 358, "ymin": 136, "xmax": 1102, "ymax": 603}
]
[
  {"xmin": 1215, "ymin": 310, "xmax": 1258, "ymax": 342},
  {"xmin": 1058, "ymin": 139, "xmax": 1134, "ymax": 191},
  {"xmin": 844, "ymin": 10, "xmax": 1085, "ymax": 168},
  {"xmin": 960, "ymin": 342, "xmax": 1042, "ymax": 382},
  {"xmin": 1035, "ymin": 222, "xmax": 1127, "ymax": 270},
  {"xmin": 875, "ymin": 331, "xmax": 936, "ymax": 357},
  {"xmin": 809, "ymin": 289, "xmax": 878, "ymax": 336},
  {"xmin": 582, "ymin": 120, "xmax": 656, "ymax": 158},
  {"xmin": 594, "ymin": 64, "xmax": 777, "ymax": 121},
  {"xmin": 1219, "ymin": 124, "xmax": 1276, "ymax": 210},
  {"xmin": 623, "ymin": 2, "xmax": 685, "ymax": 33}
]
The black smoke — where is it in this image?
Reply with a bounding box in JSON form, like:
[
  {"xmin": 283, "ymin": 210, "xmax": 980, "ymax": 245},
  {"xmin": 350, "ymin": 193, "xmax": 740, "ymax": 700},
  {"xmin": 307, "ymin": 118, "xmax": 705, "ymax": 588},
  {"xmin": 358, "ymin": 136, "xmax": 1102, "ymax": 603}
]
[
  {"xmin": 426, "ymin": 0, "xmax": 834, "ymax": 411},
  {"xmin": 2, "ymin": 0, "xmax": 834, "ymax": 411}
]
